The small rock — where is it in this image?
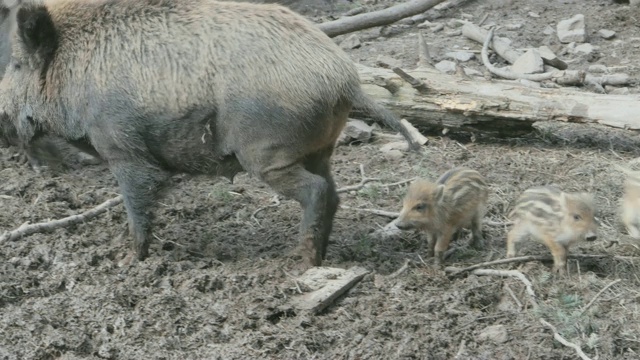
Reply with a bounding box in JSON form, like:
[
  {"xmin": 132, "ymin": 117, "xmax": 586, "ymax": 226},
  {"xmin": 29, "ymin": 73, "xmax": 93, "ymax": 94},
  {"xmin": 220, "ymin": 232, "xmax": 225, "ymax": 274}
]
[
  {"xmin": 383, "ymin": 149, "xmax": 404, "ymax": 160},
  {"xmin": 557, "ymin": 14, "xmax": 586, "ymax": 43},
  {"xmin": 528, "ymin": 11, "xmax": 540, "ymax": 18},
  {"xmin": 417, "ymin": 20, "xmax": 433, "ymax": 29},
  {"xmin": 505, "ymin": 23, "xmax": 523, "ymax": 31},
  {"xmin": 511, "ymin": 49, "xmax": 544, "ymax": 74},
  {"xmin": 538, "ymin": 45, "xmax": 568, "ymax": 70},
  {"xmin": 340, "ymin": 34, "xmax": 361, "ymax": 49},
  {"xmin": 445, "ymin": 29, "xmax": 462, "ymax": 37},
  {"xmin": 341, "ymin": 119, "xmax": 373, "ymax": 143},
  {"xmin": 478, "ymin": 324, "xmax": 508, "ymax": 344},
  {"xmin": 447, "ymin": 19, "xmax": 464, "ymax": 28},
  {"xmin": 435, "ymin": 60, "xmax": 457, "ymax": 74},
  {"xmin": 588, "ymin": 64, "xmax": 608, "ymax": 73},
  {"xmin": 607, "ymin": 86, "xmax": 630, "ymax": 95},
  {"xmin": 574, "ymin": 43, "xmax": 594, "ymax": 55},
  {"xmin": 445, "ymin": 51, "xmax": 475, "ymax": 62},
  {"xmin": 543, "ymin": 25, "xmax": 555, "ymax": 35},
  {"xmin": 376, "ymin": 54, "xmax": 401, "ymax": 69},
  {"xmin": 380, "ymin": 141, "xmax": 409, "ymax": 152},
  {"xmin": 598, "ymin": 29, "xmax": 616, "ymax": 40},
  {"xmin": 431, "ymin": 23, "xmax": 445, "ymax": 32},
  {"xmin": 464, "ymin": 67, "xmax": 483, "ymax": 77},
  {"xmin": 411, "ymin": 14, "xmax": 428, "ymax": 23}
]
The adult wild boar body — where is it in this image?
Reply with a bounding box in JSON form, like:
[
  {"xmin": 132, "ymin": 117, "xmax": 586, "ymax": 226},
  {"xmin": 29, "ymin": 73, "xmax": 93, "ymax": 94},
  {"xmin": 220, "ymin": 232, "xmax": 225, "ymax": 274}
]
[
  {"xmin": 0, "ymin": 0, "xmax": 418, "ymax": 266},
  {"xmin": 0, "ymin": 0, "xmax": 102, "ymax": 171}
]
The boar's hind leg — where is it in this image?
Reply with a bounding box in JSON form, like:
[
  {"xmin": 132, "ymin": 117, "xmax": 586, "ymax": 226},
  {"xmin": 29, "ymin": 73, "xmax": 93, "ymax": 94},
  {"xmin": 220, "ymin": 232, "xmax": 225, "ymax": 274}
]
[
  {"xmin": 111, "ymin": 161, "xmax": 170, "ymax": 261},
  {"xmin": 248, "ymin": 151, "xmax": 334, "ymax": 267},
  {"xmin": 303, "ymin": 146, "xmax": 340, "ymax": 261}
]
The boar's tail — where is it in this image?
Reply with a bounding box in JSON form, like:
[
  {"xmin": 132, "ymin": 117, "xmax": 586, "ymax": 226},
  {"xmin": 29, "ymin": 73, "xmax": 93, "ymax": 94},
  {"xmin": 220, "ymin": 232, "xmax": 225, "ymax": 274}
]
[{"xmin": 351, "ymin": 90, "xmax": 421, "ymax": 152}]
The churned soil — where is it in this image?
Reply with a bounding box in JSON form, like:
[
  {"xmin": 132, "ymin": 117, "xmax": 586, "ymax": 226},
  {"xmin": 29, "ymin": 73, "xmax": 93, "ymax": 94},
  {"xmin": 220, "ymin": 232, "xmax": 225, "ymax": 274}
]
[{"xmin": 2, "ymin": 0, "xmax": 640, "ymax": 359}]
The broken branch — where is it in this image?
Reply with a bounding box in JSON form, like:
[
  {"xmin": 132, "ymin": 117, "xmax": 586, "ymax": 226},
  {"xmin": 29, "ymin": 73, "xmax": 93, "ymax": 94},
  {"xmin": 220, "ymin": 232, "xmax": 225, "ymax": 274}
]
[
  {"xmin": 251, "ymin": 195, "xmax": 281, "ymax": 226},
  {"xmin": 580, "ymin": 278, "xmax": 622, "ymax": 315},
  {"xmin": 539, "ymin": 319, "xmax": 593, "ymax": 360},
  {"xmin": 317, "ymin": 0, "xmax": 448, "ymax": 38},
  {"xmin": 465, "ymin": 268, "xmax": 538, "ymax": 308},
  {"xmin": 0, "ymin": 195, "xmax": 124, "ymax": 243}
]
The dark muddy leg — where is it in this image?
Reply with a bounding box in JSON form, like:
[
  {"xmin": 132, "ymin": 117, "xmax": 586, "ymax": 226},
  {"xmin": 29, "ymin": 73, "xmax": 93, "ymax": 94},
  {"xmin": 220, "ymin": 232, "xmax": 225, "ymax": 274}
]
[
  {"xmin": 252, "ymin": 158, "xmax": 330, "ymax": 267},
  {"xmin": 469, "ymin": 213, "xmax": 486, "ymax": 249},
  {"xmin": 303, "ymin": 147, "xmax": 339, "ymax": 260},
  {"xmin": 110, "ymin": 161, "xmax": 169, "ymax": 261}
]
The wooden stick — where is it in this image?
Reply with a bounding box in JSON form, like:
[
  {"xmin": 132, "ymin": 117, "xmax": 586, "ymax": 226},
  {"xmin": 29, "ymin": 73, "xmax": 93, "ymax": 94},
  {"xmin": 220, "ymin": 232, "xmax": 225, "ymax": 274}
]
[
  {"xmin": 539, "ymin": 319, "xmax": 593, "ymax": 360},
  {"xmin": 579, "ymin": 278, "xmax": 622, "ymax": 315},
  {"xmin": 0, "ymin": 195, "xmax": 124, "ymax": 243}
]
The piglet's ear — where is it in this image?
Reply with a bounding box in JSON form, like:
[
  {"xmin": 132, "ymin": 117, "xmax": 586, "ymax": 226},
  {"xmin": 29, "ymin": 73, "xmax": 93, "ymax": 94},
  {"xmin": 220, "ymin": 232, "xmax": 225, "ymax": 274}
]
[{"xmin": 16, "ymin": 5, "xmax": 58, "ymax": 63}]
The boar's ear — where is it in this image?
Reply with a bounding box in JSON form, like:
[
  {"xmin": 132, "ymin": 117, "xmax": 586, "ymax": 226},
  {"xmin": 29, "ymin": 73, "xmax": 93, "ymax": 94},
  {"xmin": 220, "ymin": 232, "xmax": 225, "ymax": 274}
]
[{"xmin": 16, "ymin": 5, "xmax": 57, "ymax": 63}]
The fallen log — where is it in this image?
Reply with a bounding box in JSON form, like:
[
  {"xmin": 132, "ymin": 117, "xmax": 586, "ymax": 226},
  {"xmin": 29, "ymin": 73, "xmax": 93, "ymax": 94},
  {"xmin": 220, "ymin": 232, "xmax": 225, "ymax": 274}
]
[
  {"xmin": 352, "ymin": 63, "xmax": 640, "ymax": 135},
  {"xmin": 317, "ymin": 0, "xmax": 448, "ymax": 38}
]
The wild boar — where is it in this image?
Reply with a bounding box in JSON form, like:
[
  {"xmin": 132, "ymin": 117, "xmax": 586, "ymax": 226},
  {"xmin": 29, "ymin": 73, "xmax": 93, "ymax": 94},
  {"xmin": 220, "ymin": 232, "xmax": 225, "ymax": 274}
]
[
  {"xmin": 619, "ymin": 166, "xmax": 640, "ymax": 239},
  {"xmin": 0, "ymin": 0, "xmax": 101, "ymax": 171},
  {"xmin": 0, "ymin": 0, "xmax": 420, "ymax": 266},
  {"xmin": 395, "ymin": 167, "xmax": 489, "ymax": 265},
  {"xmin": 506, "ymin": 185, "xmax": 598, "ymax": 275}
]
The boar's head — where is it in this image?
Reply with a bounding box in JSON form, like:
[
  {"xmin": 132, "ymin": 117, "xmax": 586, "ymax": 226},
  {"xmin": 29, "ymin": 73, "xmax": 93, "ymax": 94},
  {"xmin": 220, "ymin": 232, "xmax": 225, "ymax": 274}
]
[{"xmin": 0, "ymin": 2, "xmax": 58, "ymax": 145}]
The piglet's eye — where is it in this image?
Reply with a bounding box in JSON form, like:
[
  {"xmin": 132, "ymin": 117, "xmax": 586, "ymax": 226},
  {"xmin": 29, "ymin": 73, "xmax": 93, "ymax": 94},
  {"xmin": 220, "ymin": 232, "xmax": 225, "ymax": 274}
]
[
  {"xmin": 573, "ymin": 214, "xmax": 582, "ymax": 221},
  {"xmin": 414, "ymin": 203, "xmax": 427, "ymax": 211},
  {"xmin": 14, "ymin": 63, "xmax": 20, "ymax": 70}
]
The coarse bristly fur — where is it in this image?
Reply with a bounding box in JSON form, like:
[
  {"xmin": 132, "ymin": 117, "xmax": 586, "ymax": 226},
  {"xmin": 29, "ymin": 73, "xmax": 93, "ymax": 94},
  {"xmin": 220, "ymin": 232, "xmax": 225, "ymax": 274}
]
[
  {"xmin": 619, "ymin": 166, "xmax": 640, "ymax": 239},
  {"xmin": 0, "ymin": 0, "xmax": 419, "ymax": 267},
  {"xmin": 395, "ymin": 167, "xmax": 489, "ymax": 265},
  {"xmin": 506, "ymin": 185, "xmax": 599, "ymax": 275}
]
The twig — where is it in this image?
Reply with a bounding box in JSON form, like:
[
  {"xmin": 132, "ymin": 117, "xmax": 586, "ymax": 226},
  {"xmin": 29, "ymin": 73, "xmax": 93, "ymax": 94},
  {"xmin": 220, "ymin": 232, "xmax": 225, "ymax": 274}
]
[
  {"xmin": 478, "ymin": 13, "xmax": 489, "ymax": 26},
  {"xmin": 388, "ymin": 259, "xmax": 411, "ymax": 278},
  {"xmin": 336, "ymin": 165, "xmax": 416, "ymax": 194},
  {"xmin": 336, "ymin": 164, "xmax": 381, "ymax": 193},
  {"xmin": 341, "ymin": 206, "xmax": 399, "ymax": 218},
  {"xmin": 539, "ymin": 319, "xmax": 593, "ymax": 360},
  {"xmin": 251, "ymin": 195, "xmax": 281, "ymax": 226},
  {"xmin": 417, "ymin": 31, "xmax": 433, "ymax": 68},
  {"xmin": 469, "ymin": 268, "xmax": 538, "ymax": 308},
  {"xmin": 0, "ymin": 195, "xmax": 124, "ymax": 243},
  {"xmin": 504, "ymin": 282, "xmax": 523, "ymax": 311},
  {"xmin": 392, "ymin": 67, "xmax": 431, "ymax": 94},
  {"xmin": 445, "ymin": 254, "xmax": 630, "ymax": 275},
  {"xmin": 580, "ymin": 278, "xmax": 622, "ymax": 315}
]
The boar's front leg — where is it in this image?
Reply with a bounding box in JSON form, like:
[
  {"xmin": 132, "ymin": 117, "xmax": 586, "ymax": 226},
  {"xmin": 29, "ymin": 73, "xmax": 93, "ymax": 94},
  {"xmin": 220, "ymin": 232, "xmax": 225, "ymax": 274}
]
[{"xmin": 110, "ymin": 160, "xmax": 170, "ymax": 261}]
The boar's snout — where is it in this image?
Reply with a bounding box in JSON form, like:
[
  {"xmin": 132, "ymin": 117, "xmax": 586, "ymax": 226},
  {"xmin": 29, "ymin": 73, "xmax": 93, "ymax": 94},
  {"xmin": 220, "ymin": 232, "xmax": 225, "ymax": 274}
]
[
  {"xmin": 395, "ymin": 219, "xmax": 412, "ymax": 231},
  {"xmin": 585, "ymin": 233, "xmax": 597, "ymax": 242}
]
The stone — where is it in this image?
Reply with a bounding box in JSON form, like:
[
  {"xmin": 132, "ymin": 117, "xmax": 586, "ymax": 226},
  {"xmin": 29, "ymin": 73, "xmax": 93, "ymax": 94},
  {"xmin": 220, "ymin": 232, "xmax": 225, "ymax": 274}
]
[
  {"xmin": 340, "ymin": 34, "xmax": 361, "ymax": 50},
  {"xmin": 574, "ymin": 43, "xmax": 594, "ymax": 55},
  {"xmin": 505, "ymin": 23, "xmax": 523, "ymax": 31},
  {"xmin": 518, "ymin": 79, "xmax": 541, "ymax": 88},
  {"xmin": 511, "ymin": 49, "xmax": 544, "ymax": 74},
  {"xmin": 464, "ymin": 67, "xmax": 483, "ymax": 77},
  {"xmin": 375, "ymin": 55, "xmax": 401, "ymax": 69},
  {"xmin": 383, "ymin": 149, "xmax": 404, "ymax": 160},
  {"xmin": 543, "ymin": 25, "xmax": 555, "ymax": 35},
  {"xmin": 477, "ymin": 324, "xmax": 508, "ymax": 344},
  {"xmin": 588, "ymin": 64, "xmax": 608, "ymax": 73},
  {"xmin": 538, "ymin": 46, "xmax": 568, "ymax": 70},
  {"xmin": 598, "ymin": 29, "xmax": 616, "ymax": 40},
  {"xmin": 528, "ymin": 11, "xmax": 540, "ymax": 18},
  {"xmin": 380, "ymin": 141, "xmax": 410, "ymax": 153},
  {"xmin": 607, "ymin": 86, "xmax": 630, "ymax": 95},
  {"xmin": 341, "ymin": 119, "xmax": 373, "ymax": 143},
  {"xmin": 435, "ymin": 60, "xmax": 457, "ymax": 74},
  {"xmin": 557, "ymin": 14, "xmax": 586, "ymax": 43},
  {"xmin": 445, "ymin": 51, "xmax": 475, "ymax": 62}
]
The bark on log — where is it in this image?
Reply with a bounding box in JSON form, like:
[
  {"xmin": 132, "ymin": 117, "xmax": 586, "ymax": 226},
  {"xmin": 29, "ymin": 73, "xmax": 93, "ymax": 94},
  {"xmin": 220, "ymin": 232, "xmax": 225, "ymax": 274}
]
[
  {"xmin": 317, "ymin": 0, "xmax": 448, "ymax": 38},
  {"xmin": 352, "ymin": 63, "xmax": 640, "ymax": 135}
]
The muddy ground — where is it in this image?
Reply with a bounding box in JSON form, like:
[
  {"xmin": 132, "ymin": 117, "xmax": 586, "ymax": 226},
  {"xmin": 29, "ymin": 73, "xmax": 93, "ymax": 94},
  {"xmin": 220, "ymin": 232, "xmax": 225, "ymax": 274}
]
[{"xmin": 2, "ymin": 0, "xmax": 640, "ymax": 359}]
